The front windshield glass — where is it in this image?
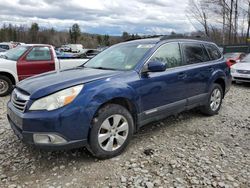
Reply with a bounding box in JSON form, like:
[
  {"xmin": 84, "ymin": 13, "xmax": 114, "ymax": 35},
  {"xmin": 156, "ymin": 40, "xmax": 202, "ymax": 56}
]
[
  {"xmin": 224, "ymin": 53, "xmax": 240, "ymax": 59},
  {"xmin": 3, "ymin": 46, "xmax": 30, "ymax": 61},
  {"xmin": 84, "ymin": 43, "xmax": 154, "ymax": 70},
  {"xmin": 240, "ymin": 54, "xmax": 250, "ymax": 63}
]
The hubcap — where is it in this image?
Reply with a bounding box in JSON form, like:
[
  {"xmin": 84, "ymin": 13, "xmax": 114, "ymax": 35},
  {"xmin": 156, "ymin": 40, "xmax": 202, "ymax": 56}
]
[
  {"xmin": 210, "ymin": 88, "xmax": 221, "ymax": 111},
  {"xmin": 0, "ymin": 79, "xmax": 8, "ymax": 94},
  {"xmin": 98, "ymin": 114, "xmax": 129, "ymax": 152}
]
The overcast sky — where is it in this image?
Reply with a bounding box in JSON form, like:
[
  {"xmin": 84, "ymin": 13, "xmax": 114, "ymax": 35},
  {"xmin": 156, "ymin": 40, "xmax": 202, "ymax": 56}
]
[{"xmin": 0, "ymin": 0, "xmax": 196, "ymax": 35}]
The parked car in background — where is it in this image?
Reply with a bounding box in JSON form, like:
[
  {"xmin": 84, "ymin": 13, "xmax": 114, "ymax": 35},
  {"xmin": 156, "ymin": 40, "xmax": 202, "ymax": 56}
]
[
  {"xmin": 59, "ymin": 44, "xmax": 83, "ymax": 53},
  {"xmin": 68, "ymin": 44, "xmax": 83, "ymax": 53},
  {"xmin": 59, "ymin": 45, "xmax": 71, "ymax": 52},
  {"xmin": 0, "ymin": 44, "xmax": 89, "ymax": 96},
  {"xmin": 0, "ymin": 47, "xmax": 7, "ymax": 55},
  {"xmin": 0, "ymin": 42, "xmax": 14, "ymax": 50},
  {"xmin": 7, "ymin": 38, "xmax": 231, "ymax": 159},
  {"xmin": 231, "ymin": 54, "xmax": 250, "ymax": 83},
  {"xmin": 55, "ymin": 50, "xmax": 75, "ymax": 59},
  {"xmin": 73, "ymin": 49, "xmax": 100, "ymax": 59},
  {"xmin": 224, "ymin": 52, "xmax": 246, "ymax": 66}
]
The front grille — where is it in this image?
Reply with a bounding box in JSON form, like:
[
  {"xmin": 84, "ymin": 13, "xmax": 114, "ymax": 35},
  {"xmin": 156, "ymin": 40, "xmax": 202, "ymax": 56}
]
[
  {"xmin": 11, "ymin": 89, "xmax": 30, "ymax": 112},
  {"xmin": 234, "ymin": 77, "xmax": 250, "ymax": 81},
  {"xmin": 237, "ymin": 70, "xmax": 250, "ymax": 74}
]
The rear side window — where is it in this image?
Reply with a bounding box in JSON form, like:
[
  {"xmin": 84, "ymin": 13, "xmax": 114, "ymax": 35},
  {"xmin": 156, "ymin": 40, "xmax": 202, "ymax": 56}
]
[
  {"xmin": 182, "ymin": 43, "xmax": 210, "ymax": 64},
  {"xmin": 26, "ymin": 47, "xmax": 52, "ymax": 61},
  {"xmin": 205, "ymin": 44, "xmax": 222, "ymax": 60},
  {"xmin": 150, "ymin": 43, "xmax": 183, "ymax": 68}
]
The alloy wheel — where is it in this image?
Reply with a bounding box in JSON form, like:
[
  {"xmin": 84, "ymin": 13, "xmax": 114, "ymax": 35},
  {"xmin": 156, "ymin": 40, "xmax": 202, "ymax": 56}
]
[
  {"xmin": 210, "ymin": 88, "xmax": 222, "ymax": 111},
  {"xmin": 0, "ymin": 79, "xmax": 9, "ymax": 95},
  {"xmin": 98, "ymin": 114, "xmax": 129, "ymax": 151}
]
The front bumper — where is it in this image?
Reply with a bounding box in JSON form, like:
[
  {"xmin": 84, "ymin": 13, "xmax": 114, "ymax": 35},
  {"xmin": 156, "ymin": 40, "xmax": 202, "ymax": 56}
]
[
  {"xmin": 7, "ymin": 101, "xmax": 89, "ymax": 150},
  {"xmin": 231, "ymin": 72, "xmax": 250, "ymax": 82}
]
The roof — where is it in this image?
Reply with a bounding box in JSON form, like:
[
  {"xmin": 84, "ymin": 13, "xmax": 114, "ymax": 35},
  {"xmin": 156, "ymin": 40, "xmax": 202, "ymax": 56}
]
[
  {"xmin": 121, "ymin": 36, "xmax": 215, "ymax": 46},
  {"xmin": 21, "ymin": 44, "xmax": 53, "ymax": 47}
]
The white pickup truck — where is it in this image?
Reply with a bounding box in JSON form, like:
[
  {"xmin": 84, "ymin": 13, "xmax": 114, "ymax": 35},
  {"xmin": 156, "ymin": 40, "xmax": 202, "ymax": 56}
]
[{"xmin": 0, "ymin": 44, "xmax": 89, "ymax": 96}]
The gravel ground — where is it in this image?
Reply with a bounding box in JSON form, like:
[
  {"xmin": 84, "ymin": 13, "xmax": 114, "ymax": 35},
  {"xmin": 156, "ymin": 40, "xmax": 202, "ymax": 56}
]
[{"xmin": 0, "ymin": 84, "xmax": 249, "ymax": 188}]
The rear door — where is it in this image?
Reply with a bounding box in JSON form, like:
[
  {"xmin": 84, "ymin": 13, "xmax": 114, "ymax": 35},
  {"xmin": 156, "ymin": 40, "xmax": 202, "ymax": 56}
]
[
  {"xmin": 180, "ymin": 42, "xmax": 219, "ymax": 104},
  {"xmin": 17, "ymin": 46, "xmax": 55, "ymax": 80}
]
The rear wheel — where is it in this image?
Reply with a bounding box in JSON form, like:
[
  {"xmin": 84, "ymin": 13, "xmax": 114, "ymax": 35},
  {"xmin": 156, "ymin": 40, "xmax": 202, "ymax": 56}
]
[
  {"xmin": 200, "ymin": 84, "xmax": 223, "ymax": 116},
  {"xmin": 88, "ymin": 104, "xmax": 134, "ymax": 159},
  {"xmin": 0, "ymin": 75, "xmax": 13, "ymax": 97}
]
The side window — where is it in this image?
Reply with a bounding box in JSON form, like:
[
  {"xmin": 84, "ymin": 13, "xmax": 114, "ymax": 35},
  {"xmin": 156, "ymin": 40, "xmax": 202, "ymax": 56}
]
[
  {"xmin": 182, "ymin": 43, "xmax": 210, "ymax": 64},
  {"xmin": 150, "ymin": 43, "xmax": 182, "ymax": 68},
  {"xmin": 26, "ymin": 47, "xmax": 52, "ymax": 61},
  {"xmin": 205, "ymin": 44, "xmax": 222, "ymax": 60}
]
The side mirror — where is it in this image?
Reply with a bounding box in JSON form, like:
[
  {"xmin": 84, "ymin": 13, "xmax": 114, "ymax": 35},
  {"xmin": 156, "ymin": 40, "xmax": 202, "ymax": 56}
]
[{"xmin": 143, "ymin": 60, "xmax": 167, "ymax": 73}]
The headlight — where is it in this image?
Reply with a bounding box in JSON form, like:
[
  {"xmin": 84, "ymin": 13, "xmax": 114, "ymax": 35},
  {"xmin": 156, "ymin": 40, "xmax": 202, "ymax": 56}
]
[
  {"xmin": 29, "ymin": 85, "xmax": 83, "ymax": 111},
  {"xmin": 231, "ymin": 68, "xmax": 236, "ymax": 73}
]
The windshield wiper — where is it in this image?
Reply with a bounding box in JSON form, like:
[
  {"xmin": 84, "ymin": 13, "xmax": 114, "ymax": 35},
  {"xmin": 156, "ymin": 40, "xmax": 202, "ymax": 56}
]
[{"xmin": 89, "ymin": 66, "xmax": 118, "ymax": 71}]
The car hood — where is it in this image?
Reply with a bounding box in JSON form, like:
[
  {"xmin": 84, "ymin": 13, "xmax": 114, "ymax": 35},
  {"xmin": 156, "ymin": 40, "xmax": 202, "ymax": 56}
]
[
  {"xmin": 0, "ymin": 58, "xmax": 15, "ymax": 63},
  {"xmin": 17, "ymin": 67, "xmax": 120, "ymax": 99},
  {"xmin": 232, "ymin": 63, "xmax": 250, "ymax": 70}
]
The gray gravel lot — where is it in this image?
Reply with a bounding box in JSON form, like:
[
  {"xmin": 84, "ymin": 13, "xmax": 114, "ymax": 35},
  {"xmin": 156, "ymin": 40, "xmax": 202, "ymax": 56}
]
[{"xmin": 0, "ymin": 84, "xmax": 249, "ymax": 188}]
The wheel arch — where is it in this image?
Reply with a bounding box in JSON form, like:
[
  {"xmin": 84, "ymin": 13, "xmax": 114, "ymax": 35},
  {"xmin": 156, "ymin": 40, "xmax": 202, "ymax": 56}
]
[
  {"xmin": 91, "ymin": 97, "xmax": 138, "ymax": 132},
  {"xmin": 0, "ymin": 71, "xmax": 17, "ymax": 85},
  {"xmin": 213, "ymin": 77, "xmax": 226, "ymax": 97}
]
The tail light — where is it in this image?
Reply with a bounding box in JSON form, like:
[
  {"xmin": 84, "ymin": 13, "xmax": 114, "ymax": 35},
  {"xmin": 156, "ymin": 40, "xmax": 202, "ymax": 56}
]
[{"xmin": 226, "ymin": 59, "xmax": 236, "ymax": 67}]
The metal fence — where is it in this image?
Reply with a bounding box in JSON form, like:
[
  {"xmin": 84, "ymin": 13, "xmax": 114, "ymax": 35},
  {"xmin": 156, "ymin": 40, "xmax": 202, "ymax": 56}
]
[{"xmin": 222, "ymin": 44, "xmax": 250, "ymax": 54}]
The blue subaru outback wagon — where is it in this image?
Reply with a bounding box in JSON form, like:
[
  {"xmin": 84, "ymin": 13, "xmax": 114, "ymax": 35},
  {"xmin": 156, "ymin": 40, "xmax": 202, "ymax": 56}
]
[{"xmin": 7, "ymin": 37, "xmax": 231, "ymax": 159}]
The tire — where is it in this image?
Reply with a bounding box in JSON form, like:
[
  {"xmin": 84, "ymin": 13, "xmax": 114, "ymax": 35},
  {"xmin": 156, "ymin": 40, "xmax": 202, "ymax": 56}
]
[
  {"xmin": 200, "ymin": 83, "xmax": 223, "ymax": 116},
  {"xmin": 88, "ymin": 104, "xmax": 134, "ymax": 159},
  {"xmin": 0, "ymin": 75, "xmax": 13, "ymax": 97}
]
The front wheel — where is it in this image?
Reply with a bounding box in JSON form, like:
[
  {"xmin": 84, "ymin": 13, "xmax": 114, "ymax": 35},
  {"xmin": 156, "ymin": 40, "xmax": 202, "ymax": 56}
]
[
  {"xmin": 0, "ymin": 75, "xmax": 13, "ymax": 97},
  {"xmin": 200, "ymin": 84, "xmax": 223, "ymax": 116},
  {"xmin": 88, "ymin": 104, "xmax": 134, "ymax": 159}
]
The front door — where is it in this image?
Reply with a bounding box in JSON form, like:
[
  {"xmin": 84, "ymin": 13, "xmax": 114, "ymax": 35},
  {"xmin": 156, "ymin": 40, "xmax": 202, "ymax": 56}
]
[
  {"xmin": 17, "ymin": 46, "xmax": 55, "ymax": 81},
  {"xmin": 137, "ymin": 42, "xmax": 189, "ymax": 120}
]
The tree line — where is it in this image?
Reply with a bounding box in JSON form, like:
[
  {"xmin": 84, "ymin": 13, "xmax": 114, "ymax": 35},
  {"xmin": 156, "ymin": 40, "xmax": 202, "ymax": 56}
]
[
  {"xmin": 0, "ymin": 23, "xmax": 145, "ymax": 48},
  {"xmin": 187, "ymin": 0, "xmax": 250, "ymax": 45}
]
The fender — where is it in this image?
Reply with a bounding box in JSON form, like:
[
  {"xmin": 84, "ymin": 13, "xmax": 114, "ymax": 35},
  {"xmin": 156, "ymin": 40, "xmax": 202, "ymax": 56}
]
[
  {"xmin": 0, "ymin": 68, "xmax": 19, "ymax": 84},
  {"xmin": 0, "ymin": 58, "xmax": 19, "ymax": 84},
  {"xmin": 207, "ymin": 68, "xmax": 226, "ymax": 92},
  {"xmin": 85, "ymin": 80, "xmax": 140, "ymax": 122}
]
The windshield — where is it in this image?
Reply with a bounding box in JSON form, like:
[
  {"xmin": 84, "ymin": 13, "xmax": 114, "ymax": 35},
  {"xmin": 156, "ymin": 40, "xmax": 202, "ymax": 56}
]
[
  {"xmin": 3, "ymin": 46, "xmax": 30, "ymax": 61},
  {"xmin": 224, "ymin": 53, "xmax": 241, "ymax": 59},
  {"xmin": 240, "ymin": 54, "xmax": 250, "ymax": 63},
  {"xmin": 84, "ymin": 43, "xmax": 154, "ymax": 70}
]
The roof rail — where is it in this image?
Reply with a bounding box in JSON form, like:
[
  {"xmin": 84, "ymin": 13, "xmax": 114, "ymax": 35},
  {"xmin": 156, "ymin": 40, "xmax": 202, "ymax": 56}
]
[{"xmin": 160, "ymin": 35, "xmax": 212, "ymax": 42}]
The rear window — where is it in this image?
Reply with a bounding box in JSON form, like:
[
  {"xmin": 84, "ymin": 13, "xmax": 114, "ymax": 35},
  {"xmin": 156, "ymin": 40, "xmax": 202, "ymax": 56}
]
[
  {"xmin": 0, "ymin": 44, "xmax": 10, "ymax": 50},
  {"xmin": 205, "ymin": 44, "xmax": 222, "ymax": 60},
  {"xmin": 26, "ymin": 47, "xmax": 52, "ymax": 61},
  {"xmin": 182, "ymin": 43, "xmax": 210, "ymax": 64}
]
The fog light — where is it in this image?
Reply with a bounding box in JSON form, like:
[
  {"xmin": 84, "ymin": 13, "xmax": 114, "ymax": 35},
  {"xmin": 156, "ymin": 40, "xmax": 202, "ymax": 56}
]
[{"xmin": 33, "ymin": 134, "xmax": 67, "ymax": 144}]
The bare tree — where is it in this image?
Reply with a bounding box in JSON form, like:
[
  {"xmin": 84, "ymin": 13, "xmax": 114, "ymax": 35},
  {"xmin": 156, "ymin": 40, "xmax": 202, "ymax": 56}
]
[
  {"xmin": 246, "ymin": 1, "xmax": 250, "ymax": 42},
  {"xmin": 234, "ymin": 0, "xmax": 238, "ymax": 43},
  {"xmin": 187, "ymin": 0, "xmax": 210, "ymax": 37}
]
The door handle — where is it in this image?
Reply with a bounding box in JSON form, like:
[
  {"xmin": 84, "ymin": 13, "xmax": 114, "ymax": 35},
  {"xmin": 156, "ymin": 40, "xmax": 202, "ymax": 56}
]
[{"xmin": 178, "ymin": 72, "xmax": 187, "ymax": 79}]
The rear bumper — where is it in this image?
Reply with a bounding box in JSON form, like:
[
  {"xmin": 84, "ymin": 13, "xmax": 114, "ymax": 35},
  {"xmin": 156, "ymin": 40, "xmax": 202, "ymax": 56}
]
[{"xmin": 7, "ymin": 101, "xmax": 90, "ymax": 150}]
